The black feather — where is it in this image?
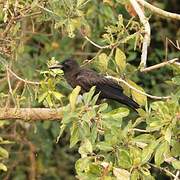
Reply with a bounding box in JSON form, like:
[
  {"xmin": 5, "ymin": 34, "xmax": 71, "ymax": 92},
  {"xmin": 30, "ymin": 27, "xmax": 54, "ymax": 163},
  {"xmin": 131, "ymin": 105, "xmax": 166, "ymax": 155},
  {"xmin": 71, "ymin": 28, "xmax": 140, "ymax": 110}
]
[{"xmin": 49, "ymin": 59, "xmax": 140, "ymax": 112}]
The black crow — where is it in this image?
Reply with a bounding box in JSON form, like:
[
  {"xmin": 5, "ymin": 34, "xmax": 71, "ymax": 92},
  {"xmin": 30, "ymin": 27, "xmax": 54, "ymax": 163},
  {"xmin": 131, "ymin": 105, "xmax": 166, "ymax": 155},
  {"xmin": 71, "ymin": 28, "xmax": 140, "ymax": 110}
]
[{"xmin": 49, "ymin": 58, "xmax": 139, "ymax": 111}]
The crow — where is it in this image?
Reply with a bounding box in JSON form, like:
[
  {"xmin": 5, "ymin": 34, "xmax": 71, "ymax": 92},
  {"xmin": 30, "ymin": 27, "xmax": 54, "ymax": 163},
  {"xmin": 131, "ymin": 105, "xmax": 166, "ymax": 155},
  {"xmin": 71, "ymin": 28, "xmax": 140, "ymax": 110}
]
[{"xmin": 49, "ymin": 58, "xmax": 139, "ymax": 111}]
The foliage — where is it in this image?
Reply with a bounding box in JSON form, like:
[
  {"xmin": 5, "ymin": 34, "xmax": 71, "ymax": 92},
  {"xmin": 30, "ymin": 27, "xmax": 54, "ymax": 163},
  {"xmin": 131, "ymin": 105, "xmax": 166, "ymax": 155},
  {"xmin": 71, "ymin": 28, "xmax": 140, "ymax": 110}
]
[{"xmin": 0, "ymin": 0, "xmax": 180, "ymax": 179}]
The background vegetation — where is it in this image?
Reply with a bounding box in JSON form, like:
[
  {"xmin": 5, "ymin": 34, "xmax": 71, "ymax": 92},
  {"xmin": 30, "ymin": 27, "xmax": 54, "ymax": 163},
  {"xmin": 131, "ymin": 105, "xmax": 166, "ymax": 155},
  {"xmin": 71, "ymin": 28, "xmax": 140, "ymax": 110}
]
[{"xmin": 0, "ymin": 0, "xmax": 179, "ymax": 179}]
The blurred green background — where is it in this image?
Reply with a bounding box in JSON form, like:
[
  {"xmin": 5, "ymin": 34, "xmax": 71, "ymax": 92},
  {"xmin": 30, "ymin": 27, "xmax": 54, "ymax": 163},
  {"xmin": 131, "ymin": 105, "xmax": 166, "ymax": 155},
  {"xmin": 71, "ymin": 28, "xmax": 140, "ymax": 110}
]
[{"xmin": 0, "ymin": 0, "xmax": 179, "ymax": 179}]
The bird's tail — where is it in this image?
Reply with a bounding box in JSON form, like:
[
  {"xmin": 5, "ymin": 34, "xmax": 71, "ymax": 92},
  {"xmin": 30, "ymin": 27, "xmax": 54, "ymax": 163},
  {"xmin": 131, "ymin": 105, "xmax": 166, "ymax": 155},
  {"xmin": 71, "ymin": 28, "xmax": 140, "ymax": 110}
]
[
  {"xmin": 119, "ymin": 94, "xmax": 139, "ymax": 111},
  {"xmin": 97, "ymin": 84, "xmax": 140, "ymax": 112},
  {"xmin": 111, "ymin": 93, "xmax": 140, "ymax": 112}
]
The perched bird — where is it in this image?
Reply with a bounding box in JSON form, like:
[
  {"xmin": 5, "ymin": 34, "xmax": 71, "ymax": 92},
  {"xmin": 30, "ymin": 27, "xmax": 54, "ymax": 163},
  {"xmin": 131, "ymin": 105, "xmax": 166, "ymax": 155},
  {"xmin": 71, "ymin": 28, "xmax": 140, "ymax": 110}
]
[{"xmin": 49, "ymin": 58, "xmax": 139, "ymax": 111}]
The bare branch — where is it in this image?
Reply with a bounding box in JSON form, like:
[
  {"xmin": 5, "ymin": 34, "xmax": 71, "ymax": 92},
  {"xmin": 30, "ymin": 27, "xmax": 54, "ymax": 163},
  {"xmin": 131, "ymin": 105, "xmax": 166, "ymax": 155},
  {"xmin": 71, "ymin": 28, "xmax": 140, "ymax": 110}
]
[
  {"xmin": 148, "ymin": 163, "xmax": 178, "ymax": 179},
  {"xmin": 0, "ymin": 108, "xmax": 62, "ymax": 121},
  {"xmin": 7, "ymin": 67, "xmax": 40, "ymax": 85},
  {"xmin": 174, "ymin": 171, "xmax": 180, "ymax": 180},
  {"xmin": 137, "ymin": 0, "xmax": 180, "ymax": 20},
  {"xmin": 141, "ymin": 58, "xmax": 179, "ymax": 72},
  {"xmin": 84, "ymin": 36, "xmax": 113, "ymax": 49},
  {"xmin": 129, "ymin": 0, "xmax": 151, "ymax": 69},
  {"xmin": 106, "ymin": 75, "xmax": 171, "ymax": 100},
  {"xmin": 132, "ymin": 128, "xmax": 149, "ymax": 132},
  {"xmin": 6, "ymin": 67, "xmax": 13, "ymax": 95}
]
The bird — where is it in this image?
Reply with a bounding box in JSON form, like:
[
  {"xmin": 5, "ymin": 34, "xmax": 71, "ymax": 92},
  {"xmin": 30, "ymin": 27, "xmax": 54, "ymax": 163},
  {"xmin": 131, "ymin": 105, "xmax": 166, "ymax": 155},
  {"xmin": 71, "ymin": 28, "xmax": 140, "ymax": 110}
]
[{"xmin": 49, "ymin": 58, "xmax": 139, "ymax": 111}]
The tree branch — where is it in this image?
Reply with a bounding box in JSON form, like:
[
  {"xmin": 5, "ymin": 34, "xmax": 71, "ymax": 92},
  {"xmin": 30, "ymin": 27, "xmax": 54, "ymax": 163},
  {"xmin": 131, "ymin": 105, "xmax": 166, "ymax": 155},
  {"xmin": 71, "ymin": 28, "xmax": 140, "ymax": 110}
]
[
  {"xmin": 84, "ymin": 36, "xmax": 113, "ymax": 49},
  {"xmin": 0, "ymin": 108, "xmax": 62, "ymax": 121},
  {"xmin": 7, "ymin": 67, "xmax": 40, "ymax": 85},
  {"xmin": 141, "ymin": 58, "xmax": 179, "ymax": 72},
  {"xmin": 106, "ymin": 75, "xmax": 171, "ymax": 100},
  {"xmin": 129, "ymin": 0, "xmax": 151, "ymax": 69},
  {"xmin": 137, "ymin": 0, "xmax": 180, "ymax": 20}
]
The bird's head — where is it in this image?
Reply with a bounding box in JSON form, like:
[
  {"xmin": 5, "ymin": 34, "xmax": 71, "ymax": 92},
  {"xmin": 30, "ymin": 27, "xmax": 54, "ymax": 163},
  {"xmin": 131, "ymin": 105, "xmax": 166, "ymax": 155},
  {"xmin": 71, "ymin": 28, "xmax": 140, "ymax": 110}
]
[{"xmin": 49, "ymin": 59, "xmax": 80, "ymax": 73}]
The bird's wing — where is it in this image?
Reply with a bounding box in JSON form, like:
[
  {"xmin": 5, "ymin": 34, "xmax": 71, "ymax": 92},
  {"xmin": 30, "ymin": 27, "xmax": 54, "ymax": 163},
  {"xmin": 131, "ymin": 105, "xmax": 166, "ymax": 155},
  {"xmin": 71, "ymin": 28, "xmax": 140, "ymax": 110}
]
[
  {"xmin": 76, "ymin": 69, "xmax": 139, "ymax": 111},
  {"xmin": 75, "ymin": 69, "xmax": 123, "ymax": 93}
]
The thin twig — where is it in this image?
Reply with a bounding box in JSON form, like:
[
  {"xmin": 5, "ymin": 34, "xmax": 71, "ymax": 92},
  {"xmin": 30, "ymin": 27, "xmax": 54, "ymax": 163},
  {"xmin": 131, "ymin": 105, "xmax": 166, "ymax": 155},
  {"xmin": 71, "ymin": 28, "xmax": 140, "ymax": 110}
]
[
  {"xmin": 36, "ymin": 4, "xmax": 59, "ymax": 16},
  {"xmin": 132, "ymin": 128, "xmax": 149, "ymax": 132},
  {"xmin": 7, "ymin": 67, "xmax": 40, "ymax": 85},
  {"xmin": 6, "ymin": 66, "xmax": 17, "ymax": 105},
  {"xmin": 15, "ymin": 11, "xmax": 42, "ymax": 20},
  {"xmin": 174, "ymin": 171, "xmax": 180, "ymax": 180},
  {"xmin": 129, "ymin": 0, "xmax": 151, "ymax": 69},
  {"xmin": 141, "ymin": 58, "xmax": 179, "ymax": 72},
  {"xmin": 137, "ymin": 0, "xmax": 180, "ymax": 20},
  {"xmin": 84, "ymin": 36, "xmax": 114, "ymax": 49},
  {"xmin": 6, "ymin": 67, "xmax": 13, "ymax": 95},
  {"xmin": 27, "ymin": 141, "xmax": 36, "ymax": 180},
  {"xmin": 148, "ymin": 163, "xmax": 178, "ymax": 179},
  {"xmin": 106, "ymin": 75, "xmax": 171, "ymax": 100}
]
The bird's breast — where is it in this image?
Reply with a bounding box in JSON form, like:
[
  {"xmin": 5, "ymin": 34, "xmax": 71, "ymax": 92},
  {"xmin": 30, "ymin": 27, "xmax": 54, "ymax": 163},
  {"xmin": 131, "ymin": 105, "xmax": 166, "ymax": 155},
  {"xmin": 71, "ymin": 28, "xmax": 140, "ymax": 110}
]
[{"xmin": 64, "ymin": 72, "xmax": 78, "ymax": 88}]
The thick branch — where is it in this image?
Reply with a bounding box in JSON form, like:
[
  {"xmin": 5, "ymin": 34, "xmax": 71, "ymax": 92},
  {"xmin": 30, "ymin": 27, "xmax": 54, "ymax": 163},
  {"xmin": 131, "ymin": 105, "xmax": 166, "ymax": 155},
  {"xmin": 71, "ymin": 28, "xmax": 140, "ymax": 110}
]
[
  {"xmin": 129, "ymin": 0, "xmax": 151, "ymax": 69},
  {"xmin": 137, "ymin": 0, "xmax": 180, "ymax": 20},
  {"xmin": 0, "ymin": 108, "xmax": 62, "ymax": 121}
]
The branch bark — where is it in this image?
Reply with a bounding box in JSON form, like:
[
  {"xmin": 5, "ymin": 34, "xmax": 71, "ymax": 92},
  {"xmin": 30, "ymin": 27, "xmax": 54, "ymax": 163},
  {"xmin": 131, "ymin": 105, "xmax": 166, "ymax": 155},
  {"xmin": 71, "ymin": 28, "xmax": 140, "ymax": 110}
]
[
  {"xmin": 137, "ymin": 0, "xmax": 180, "ymax": 20},
  {"xmin": 129, "ymin": 0, "xmax": 151, "ymax": 69},
  {"xmin": 0, "ymin": 108, "xmax": 62, "ymax": 121},
  {"xmin": 141, "ymin": 58, "xmax": 179, "ymax": 72}
]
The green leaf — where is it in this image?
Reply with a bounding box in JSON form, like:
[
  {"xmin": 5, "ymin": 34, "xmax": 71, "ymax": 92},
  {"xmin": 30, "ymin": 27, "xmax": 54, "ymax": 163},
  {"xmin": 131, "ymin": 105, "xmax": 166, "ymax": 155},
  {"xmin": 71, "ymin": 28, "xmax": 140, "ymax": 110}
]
[
  {"xmin": 130, "ymin": 146, "xmax": 142, "ymax": 166},
  {"xmin": 172, "ymin": 76, "xmax": 180, "ymax": 85},
  {"xmin": 113, "ymin": 168, "xmax": 130, "ymax": 180},
  {"xmin": 103, "ymin": 107, "xmax": 129, "ymax": 120},
  {"xmin": 89, "ymin": 164, "xmax": 102, "ymax": 176},
  {"xmin": 172, "ymin": 160, "xmax": 180, "ymax": 169},
  {"xmin": 155, "ymin": 141, "xmax": 169, "ymax": 166},
  {"xmin": 52, "ymin": 91, "xmax": 64, "ymax": 100},
  {"xmin": 69, "ymin": 86, "xmax": 81, "ymax": 111},
  {"xmin": 118, "ymin": 149, "xmax": 132, "ymax": 169},
  {"xmin": 141, "ymin": 145, "xmax": 154, "ymax": 164},
  {"xmin": 127, "ymin": 79, "xmax": 147, "ymax": 106},
  {"xmin": 133, "ymin": 134, "xmax": 155, "ymax": 144},
  {"xmin": 141, "ymin": 141, "xmax": 158, "ymax": 164},
  {"xmin": 96, "ymin": 142, "xmax": 113, "ymax": 152},
  {"xmin": 91, "ymin": 92, "xmax": 100, "ymax": 106},
  {"xmin": 46, "ymin": 94, "xmax": 53, "ymax": 107},
  {"xmin": 164, "ymin": 127, "xmax": 172, "ymax": 143},
  {"xmin": 83, "ymin": 86, "xmax": 96, "ymax": 105},
  {"xmin": 131, "ymin": 169, "xmax": 140, "ymax": 180},
  {"xmin": 62, "ymin": 111, "xmax": 78, "ymax": 124},
  {"xmin": 67, "ymin": 20, "xmax": 75, "ymax": 38},
  {"xmin": 139, "ymin": 166, "xmax": 151, "ymax": 176},
  {"xmin": 79, "ymin": 121, "xmax": 91, "ymax": 138},
  {"xmin": 38, "ymin": 92, "xmax": 48, "ymax": 103},
  {"xmin": 150, "ymin": 101, "xmax": 169, "ymax": 115},
  {"xmin": 115, "ymin": 48, "xmax": 126, "ymax": 73},
  {"xmin": 98, "ymin": 53, "xmax": 108, "ymax": 71},
  {"xmin": 171, "ymin": 141, "xmax": 180, "ymax": 157},
  {"xmin": 98, "ymin": 103, "xmax": 108, "ymax": 113},
  {"xmin": 77, "ymin": 0, "xmax": 86, "ymax": 7},
  {"xmin": 0, "ymin": 146, "xmax": 9, "ymax": 158},
  {"xmin": 75, "ymin": 157, "xmax": 91, "ymax": 174},
  {"xmin": 70, "ymin": 122, "xmax": 80, "ymax": 148},
  {"xmin": 79, "ymin": 138, "xmax": 93, "ymax": 157},
  {"xmin": 90, "ymin": 125, "xmax": 97, "ymax": 144},
  {"xmin": 0, "ymin": 163, "xmax": 7, "ymax": 171},
  {"xmin": 56, "ymin": 124, "xmax": 66, "ymax": 143}
]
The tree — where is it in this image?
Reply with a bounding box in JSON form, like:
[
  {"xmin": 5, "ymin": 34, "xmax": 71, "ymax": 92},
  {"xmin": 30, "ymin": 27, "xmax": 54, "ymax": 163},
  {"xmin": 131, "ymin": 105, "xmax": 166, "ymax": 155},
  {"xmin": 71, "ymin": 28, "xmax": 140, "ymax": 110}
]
[{"xmin": 0, "ymin": 0, "xmax": 180, "ymax": 179}]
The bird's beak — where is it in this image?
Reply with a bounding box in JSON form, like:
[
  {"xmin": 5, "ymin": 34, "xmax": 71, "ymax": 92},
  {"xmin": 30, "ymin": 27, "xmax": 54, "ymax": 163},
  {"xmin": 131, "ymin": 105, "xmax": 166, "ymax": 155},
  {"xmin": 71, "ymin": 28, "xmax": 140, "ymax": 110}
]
[{"xmin": 48, "ymin": 64, "xmax": 63, "ymax": 69}]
